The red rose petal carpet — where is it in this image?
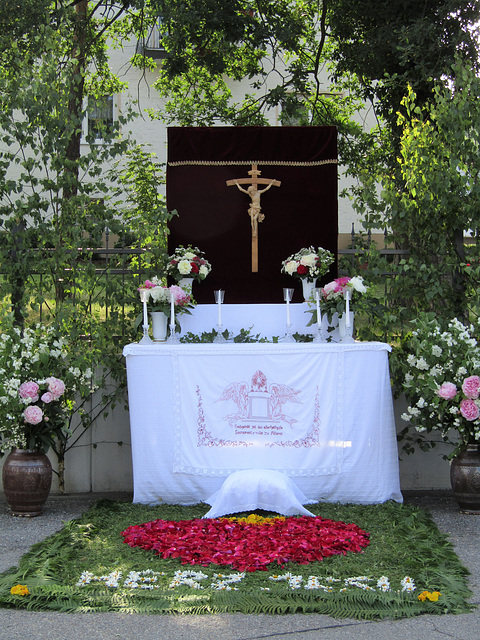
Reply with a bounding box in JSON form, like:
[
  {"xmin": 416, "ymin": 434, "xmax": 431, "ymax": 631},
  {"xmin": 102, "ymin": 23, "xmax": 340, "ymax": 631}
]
[{"xmin": 121, "ymin": 515, "xmax": 370, "ymax": 572}]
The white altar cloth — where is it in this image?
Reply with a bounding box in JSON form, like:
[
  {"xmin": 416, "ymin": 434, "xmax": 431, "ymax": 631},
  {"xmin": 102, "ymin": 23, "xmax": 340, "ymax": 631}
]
[{"xmin": 123, "ymin": 342, "xmax": 402, "ymax": 506}]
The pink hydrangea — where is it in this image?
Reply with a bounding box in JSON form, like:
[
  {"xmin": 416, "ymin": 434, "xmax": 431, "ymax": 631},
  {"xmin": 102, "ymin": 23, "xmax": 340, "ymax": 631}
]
[
  {"xmin": 462, "ymin": 375, "xmax": 480, "ymax": 400},
  {"xmin": 18, "ymin": 381, "xmax": 40, "ymax": 402},
  {"xmin": 24, "ymin": 405, "xmax": 43, "ymax": 425},
  {"xmin": 46, "ymin": 377, "xmax": 65, "ymax": 399},
  {"xmin": 41, "ymin": 391, "xmax": 54, "ymax": 404},
  {"xmin": 437, "ymin": 382, "xmax": 458, "ymax": 400},
  {"xmin": 460, "ymin": 399, "xmax": 480, "ymax": 421}
]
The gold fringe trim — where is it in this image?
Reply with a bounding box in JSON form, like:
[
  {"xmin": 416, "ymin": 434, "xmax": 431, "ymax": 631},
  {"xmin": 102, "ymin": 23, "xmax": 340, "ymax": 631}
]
[{"xmin": 168, "ymin": 159, "xmax": 337, "ymax": 167}]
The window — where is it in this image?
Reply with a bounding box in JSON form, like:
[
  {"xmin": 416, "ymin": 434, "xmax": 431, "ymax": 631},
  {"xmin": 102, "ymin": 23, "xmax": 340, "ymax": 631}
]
[
  {"xmin": 142, "ymin": 18, "xmax": 167, "ymax": 59},
  {"xmin": 83, "ymin": 96, "xmax": 115, "ymax": 142}
]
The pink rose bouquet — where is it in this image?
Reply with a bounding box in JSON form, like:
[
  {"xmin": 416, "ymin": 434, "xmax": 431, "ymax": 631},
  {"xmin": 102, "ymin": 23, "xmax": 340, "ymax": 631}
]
[
  {"xmin": 138, "ymin": 278, "xmax": 196, "ymax": 319},
  {"xmin": 320, "ymin": 275, "xmax": 368, "ymax": 322}
]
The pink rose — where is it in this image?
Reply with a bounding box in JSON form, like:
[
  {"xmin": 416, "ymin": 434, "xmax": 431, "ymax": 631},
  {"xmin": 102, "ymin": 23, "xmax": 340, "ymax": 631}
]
[
  {"xmin": 460, "ymin": 399, "xmax": 480, "ymax": 421},
  {"xmin": 437, "ymin": 382, "xmax": 457, "ymax": 400},
  {"xmin": 18, "ymin": 381, "xmax": 40, "ymax": 402},
  {"xmin": 462, "ymin": 375, "xmax": 480, "ymax": 399},
  {"xmin": 24, "ymin": 405, "xmax": 43, "ymax": 425},
  {"xmin": 41, "ymin": 391, "xmax": 54, "ymax": 404},
  {"xmin": 170, "ymin": 285, "xmax": 190, "ymax": 306},
  {"xmin": 46, "ymin": 377, "xmax": 65, "ymax": 399}
]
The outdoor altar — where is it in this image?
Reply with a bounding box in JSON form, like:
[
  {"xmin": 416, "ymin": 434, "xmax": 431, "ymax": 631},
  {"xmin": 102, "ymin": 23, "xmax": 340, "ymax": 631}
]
[{"xmin": 123, "ymin": 341, "xmax": 402, "ymax": 506}]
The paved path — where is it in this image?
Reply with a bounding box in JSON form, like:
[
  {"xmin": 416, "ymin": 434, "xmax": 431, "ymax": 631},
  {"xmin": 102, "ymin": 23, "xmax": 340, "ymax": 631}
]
[{"xmin": 0, "ymin": 491, "xmax": 478, "ymax": 640}]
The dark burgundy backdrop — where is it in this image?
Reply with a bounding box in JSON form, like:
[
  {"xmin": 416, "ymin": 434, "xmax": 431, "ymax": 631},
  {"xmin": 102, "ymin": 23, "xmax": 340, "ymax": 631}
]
[{"xmin": 166, "ymin": 127, "xmax": 338, "ymax": 304}]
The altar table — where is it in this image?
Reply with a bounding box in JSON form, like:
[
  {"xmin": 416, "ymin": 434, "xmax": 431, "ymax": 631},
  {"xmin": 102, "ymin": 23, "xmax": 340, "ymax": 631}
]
[{"xmin": 123, "ymin": 342, "xmax": 402, "ymax": 506}]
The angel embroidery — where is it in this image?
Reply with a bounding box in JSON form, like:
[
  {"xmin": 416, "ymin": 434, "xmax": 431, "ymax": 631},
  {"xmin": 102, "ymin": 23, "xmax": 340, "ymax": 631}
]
[{"xmin": 217, "ymin": 370, "xmax": 301, "ymax": 425}]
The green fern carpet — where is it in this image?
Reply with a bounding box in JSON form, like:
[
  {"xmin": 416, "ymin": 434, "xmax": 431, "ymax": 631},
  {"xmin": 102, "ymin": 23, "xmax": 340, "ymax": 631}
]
[{"xmin": 0, "ymin": 500, "xmax": 473, "ymax": 619}]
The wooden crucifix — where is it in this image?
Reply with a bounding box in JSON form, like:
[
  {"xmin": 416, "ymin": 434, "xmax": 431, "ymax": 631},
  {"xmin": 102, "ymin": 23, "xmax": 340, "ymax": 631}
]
[{"xmin": 226, "ymin": 164, "xmax": 281, "ymax": 272}]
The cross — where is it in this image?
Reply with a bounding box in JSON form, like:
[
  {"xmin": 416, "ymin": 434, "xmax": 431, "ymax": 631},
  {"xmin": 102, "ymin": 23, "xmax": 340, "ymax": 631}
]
[{"xmin": 226, "ymin": 164, "xmax": 281, "ymax": 272}]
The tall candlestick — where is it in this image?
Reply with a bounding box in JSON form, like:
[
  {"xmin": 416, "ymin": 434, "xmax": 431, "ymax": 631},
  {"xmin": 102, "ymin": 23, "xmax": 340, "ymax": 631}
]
[
  {"xmin": 345, "ymin": 288, "xmax": 351, "ymax": 328},
  {"xmin": 315, "ymin": 289, "xmax": 321, "ymax": 329},
  {"xmin": 138, "ymin": 288, "xmax": 153, "ymax": 344},
  {"xmin": 170, "ymin": 288, "xmax": 175, "ymax": 330}
]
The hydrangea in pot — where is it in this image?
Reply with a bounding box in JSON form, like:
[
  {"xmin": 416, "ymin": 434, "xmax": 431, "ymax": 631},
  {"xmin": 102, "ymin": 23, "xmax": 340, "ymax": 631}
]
[
  {"xmin": 139, "ymin": 278, "xmax": 195, "ymax": 341},
  {"xmin": 396, "ymin": 314, "xmax": 480, "ymax": 512}
]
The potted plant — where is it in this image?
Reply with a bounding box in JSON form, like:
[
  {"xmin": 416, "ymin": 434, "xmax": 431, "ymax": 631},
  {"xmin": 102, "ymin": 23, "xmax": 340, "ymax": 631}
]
[
  {"xmin": 317, "ymin": 275, "xmax": 367, "ymax": 340},
  {"xmin": 0, "ymin": 323, "xmax": 94, "ymax": 516},
  {"xmin": 281, "ymin": 246, "xmax": 334, "ymax": 301},
  {"xmin": 138, "ymin": 278, "xmax": 195, "ymax": 341},
  {"xmin": 396, "ymin": 313, "xmax": 480, "ymax": 512}
]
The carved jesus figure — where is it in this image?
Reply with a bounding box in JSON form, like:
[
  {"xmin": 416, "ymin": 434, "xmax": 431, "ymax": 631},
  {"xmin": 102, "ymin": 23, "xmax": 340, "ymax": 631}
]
[{"xmin": 233, "ymin": 180, "xmax": 276, "ymax": 236}]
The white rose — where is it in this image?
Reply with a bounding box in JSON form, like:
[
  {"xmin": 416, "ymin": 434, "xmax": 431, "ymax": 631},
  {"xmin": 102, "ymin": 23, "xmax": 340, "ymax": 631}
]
[
  {"xmin": 178, "ymin": 260, "xmax": 192, "ymax": 275},
  {"xmin": 300, "ymin": 254, "xmax": 316, "ymax": 268},
  {"xmin": 284, "ymin": 260, "xmax": 298, "ymax": 275},
  {"xmin": 199, "ymin": 265, "xmax": 209, "ymax": 276},
  {"xmin": 184, "ymin": 252, "xmax": 196, "ymax": 260}
]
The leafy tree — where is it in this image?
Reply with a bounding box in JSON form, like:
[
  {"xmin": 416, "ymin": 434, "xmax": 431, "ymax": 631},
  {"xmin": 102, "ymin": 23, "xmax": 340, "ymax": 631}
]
[
  {"xmin": 381, "ymin": 60, "xmax": 480, "ymax": 320},
  {"xmin": 328, "ymin": 0, "xmax": 480, "ymax": 136}
]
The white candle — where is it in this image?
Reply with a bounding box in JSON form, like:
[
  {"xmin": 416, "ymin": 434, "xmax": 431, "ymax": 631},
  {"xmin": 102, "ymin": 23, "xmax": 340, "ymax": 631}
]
[
  {"xmin": 345, "ymin": 288, "xmax": 351, "ymax": 328},
  {"xmin": 170, "ymin": 288, "xmax": 175, "ymax": 328}
]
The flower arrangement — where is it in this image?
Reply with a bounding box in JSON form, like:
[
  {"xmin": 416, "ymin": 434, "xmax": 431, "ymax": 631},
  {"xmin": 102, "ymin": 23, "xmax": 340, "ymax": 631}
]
[
  {"xmin": 166, "ymin": 245, "xmax": 212, "ymax": 283},
  {"xmin": 320, "ymin": 275, "xmax": 367, "ymax": 322},
  {"xmin": 281, "ymin": 246, "xmax": 334, "ymax": 282},
  {"xmin": 397, "ymin": 314, "xmax": 480, "ymax": 458},
  {"xmin": 138, "ymin": 278, "xmax": 195, "ymax": 318},
  {"xmin": 0, "ymin": 324, "xmax": 94, "ymax": 455}
]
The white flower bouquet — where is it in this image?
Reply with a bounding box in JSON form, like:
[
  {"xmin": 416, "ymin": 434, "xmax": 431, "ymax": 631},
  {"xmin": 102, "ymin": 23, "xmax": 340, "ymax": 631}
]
[
  {"xmin": 281, "ymin": 246, "xmax": 334, "ymax": 283},
  {"xmin": 166, "ymin": 245, "xmax": 212, "ymax": 283}
]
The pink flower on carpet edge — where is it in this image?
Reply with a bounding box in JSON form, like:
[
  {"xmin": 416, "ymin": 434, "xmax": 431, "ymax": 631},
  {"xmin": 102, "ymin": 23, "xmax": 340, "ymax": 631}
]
[
  {"xmin": 460, "ymin": 399, "xmax": 480, "ymax": 421},
  {"xmin": 24, "ymin": 405, "xmax": 43, "ymax": 425},
  {"xmin": 18, "ymin": 381, "xmax": 40, "ymax": 402},
  {"xmin": 437, "ymin": 382, "xmax": 458, "ymax": 400},
  {"xmin": 462, "ymin": 375, "xmax": 480, "ymax": 400}
]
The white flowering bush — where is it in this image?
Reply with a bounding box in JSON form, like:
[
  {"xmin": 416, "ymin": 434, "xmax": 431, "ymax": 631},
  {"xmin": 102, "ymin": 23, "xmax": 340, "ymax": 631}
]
[
  {"xmin": 395, "ymin": 313, "xmax": 480, "ymax": 458},
  {"xmin": 0, "ymin": 323, "xmax": 96, "ymax": 455}
]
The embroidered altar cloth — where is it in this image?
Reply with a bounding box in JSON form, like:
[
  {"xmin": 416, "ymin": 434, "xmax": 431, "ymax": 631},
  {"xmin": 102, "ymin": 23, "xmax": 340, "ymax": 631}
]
[{"xmin": 123, "ymin": 342, "xmax": 402, "ymax": 505}]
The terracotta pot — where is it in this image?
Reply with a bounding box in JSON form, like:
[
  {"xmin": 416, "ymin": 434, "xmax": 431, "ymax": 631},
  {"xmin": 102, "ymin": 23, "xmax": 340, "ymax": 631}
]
[
  {"xmin": 2, "ymin": 449, "xmax": 52, "ymax": 517},
  {"xmin": 450, "ymin": 443, "xmax": 480, "ymax": 513}
]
